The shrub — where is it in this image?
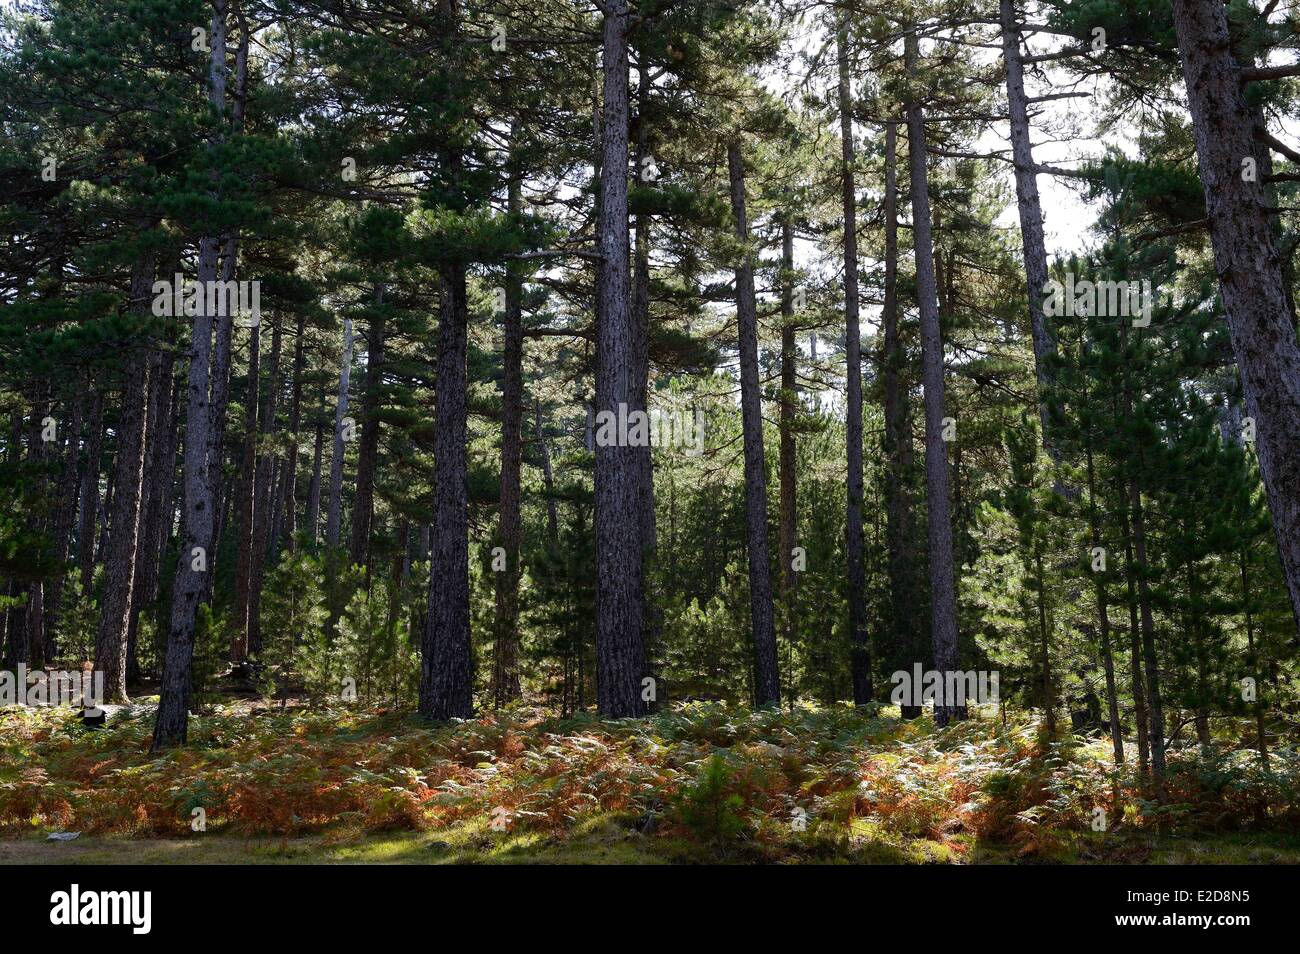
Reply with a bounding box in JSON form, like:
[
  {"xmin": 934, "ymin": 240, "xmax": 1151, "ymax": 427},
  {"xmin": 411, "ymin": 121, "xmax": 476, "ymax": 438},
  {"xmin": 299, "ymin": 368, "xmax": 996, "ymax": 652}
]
[
  {"xmin": 676, "ymin": 753, "xmax": 747, "ymax": 843},
  {"xmin": 51, "ymin": 574, "xmax": 97, "ymax": 666},
  {"xmin": 258, "ymin": 551, "xmax": 329, "ymax": 703}
]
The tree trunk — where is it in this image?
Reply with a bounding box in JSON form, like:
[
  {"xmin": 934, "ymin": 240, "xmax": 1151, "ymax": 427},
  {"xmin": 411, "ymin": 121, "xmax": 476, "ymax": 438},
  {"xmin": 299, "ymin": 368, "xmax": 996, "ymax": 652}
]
[
  {"xmin": 1035, "ymin": 547, "xmax": 1056, "ymax": 736},
  {"xmin": 23, "ymin": 401, "xmax": 49, "ymax": 670},
  {"xmin": 231, "ymin": 312, "xmax": 261, "ymax": 662},
  {"xmin": 325, "ymin": 317, "xmax": 354, "ymax": 549},
  {"xmin": 153, "ymin": 0, "xmax": 228, "ymax": 750},
  {"xmin": 778, "ymin": 215, "xmax": 798, "ymax": 648},
  {"xmin": 76, "ymin": 389, "xmax": 105, "ymax": 591},
  {"xmin": 349, "ymin": 287, "xmax": 385, "ymax": 568},
  {"xmin": 1117, "ymin": 321, "xmax": 1166, "ymax": 777},
  {"xmin": 999, "ymin": 0, "xmax": 1057, "ymax": 441},
  {"xmin": 1085, "ymin": 442, "xmax": 1124, "ymax": 764},
  {"xmin": 127, "ymin": 318, "xmax": 174, "ymax": 682},
  {"xmin": 727, "ymin": 139, "xmax": 780, "ymax": 708},
  {"xmin": 420, "ymin": 266, "xmax": 473, "ymax": 719},
  {"xmin": 1120, "ymin": 501, "xmax": 1150, "ymax": 772},
  {"xmin": 307, "ymin": 419, "xmax": 324, "ymax": 547},
  {"xmin": 95, "ymin": 474, "xmax": 115, "ymax": 574},
  {"xmin": 838, "ymin": 18, "xmax": 872, "ymax": 705},
  {"xmin": 277, "ymin": 314, "xmax": 306, "ymax": 553},
  {"xmin": 203, "ymin": 13, "xmax": 246, "ymax": 575},
  {"xmin": 593, "ymin": 0, "xmax": 645, "ymax": 718},
  {"xmin": 154, "ymin": 374, "xmax": 182, "ymax": 597},
  {"xmin": 45, "ymin": 385, "xmax": 86, "ymax": 657},
  {"xmin": 881, "ymin": 121, "xmax": 920, "ymax": 716},
  {"xmin": 25, "ymin": 581, "xmax": 44, "ymax": 672},
  {"xmin": 3, "ymin": 581, "xmax": 27, "ymax": 670},
  {"xmin": 536, "ymin": 403, "xmax": 560, "ymax": 546},
  {"xmin": 1170, "ymin": 0, "xmax": 1300, "ymax": 635},
  {"xmin": 248, "ymin": 313, "xmax": 282, "ymax": 656},
  {"xmin": 1129, "ymin": 475, "xmax": 1166, "ymax": 778},
  {"xmin": 420, "ymin": 0, "xmax": 475, "ymax": 719},
  {"xmin": 632, "ymin": 62, "xmax": 661, "ymax": 695},
  {"xmin": 1240, "ymin": 551, "xmax": 1269, "ymax": 771},
  {"xmin": 905, "ymin": 32, "xmax": 960, "ymax": 726},
  {"xmin": 493, "ymin": 172, "xmax": 524, "ymax": 707},
  {"xmin": 93, "ymin": 250, "xmax": 155, "ymax": 704}
]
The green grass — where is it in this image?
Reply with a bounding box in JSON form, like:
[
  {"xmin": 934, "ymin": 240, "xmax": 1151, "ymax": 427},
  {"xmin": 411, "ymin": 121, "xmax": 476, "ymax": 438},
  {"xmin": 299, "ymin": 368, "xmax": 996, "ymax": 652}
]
[
  {"xmin": 8, "ymin": 825, "xmax": 1300, "ymax": 865},
  {"xmin": 2, "ymin": 815, "xmax": 700, "ymax": 865}
]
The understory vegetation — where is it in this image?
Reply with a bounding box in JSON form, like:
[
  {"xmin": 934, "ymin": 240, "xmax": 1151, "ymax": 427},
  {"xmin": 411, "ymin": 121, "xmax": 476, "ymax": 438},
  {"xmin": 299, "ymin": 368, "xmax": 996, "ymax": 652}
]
[{"xmin": 3, "ymin": 700, "xmax": 1297, "ymax": 863}]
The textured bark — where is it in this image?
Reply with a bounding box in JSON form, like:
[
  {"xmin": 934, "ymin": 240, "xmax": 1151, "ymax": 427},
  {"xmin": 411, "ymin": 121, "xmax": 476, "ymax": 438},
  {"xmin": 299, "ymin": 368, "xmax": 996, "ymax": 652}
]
[
  {"xmin": 154, "ymin": 0, "xmax": 228, "ymax": 749},
  {"xmin": 838, "ymin": 19, "xmax": 871, "ymax": 705},
  {"xmin": 93, "ymin": 250, "xmax": 155, "ymax": 704},
  {"xmin": 155, "ymin": 241, "xmax": 217, "ymax": 747},
  {"xmin": 493, "ymin": 173, "xmax": 524, "ymax": 707},
  {"xmin": 349, "ymin": 287, "xmax": 386, "ymax": 568},
  {"xmin": 593, "ymin": 0, "xmax": 645, "ymax": 718},
  {"xmin": 420, "ymin": 0, "xmax": 475, "ymax": 719},
  {"xmin": 999, "ymin": 0, "xmax": 1057, "ymax": 441},
  {"xmin": 1170, "ymin": 0, "xmax": 1300, "ymax": 634},
  {"xmin": 905, "ymin": 32, "xmax": 960, "ymax": 725},
  {"xmin": 420, "ymin": 268, "xmax": 473, "ymax": 719},
  {"xmin": 881, "ymin": 121, "xmax": 920, "ymax": 713},
  {"xmin": 203, "ymin": 18, "xmax": 246, "ymax": 577},
  {"xmin": 728, "ymin": 139, "xmax": 780, "ymax": 708},
  {"xmin": 325, "ymin": 317, "xmax": 354, "ymax": 549},
  {"xmin": 778, "ymin": 216, "xmax": 798, "ymax": 634}
]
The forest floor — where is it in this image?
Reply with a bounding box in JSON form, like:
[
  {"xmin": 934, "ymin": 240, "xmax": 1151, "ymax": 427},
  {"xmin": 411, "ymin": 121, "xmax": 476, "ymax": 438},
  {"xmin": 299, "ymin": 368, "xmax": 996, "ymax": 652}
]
[{"xmin": 2, "ymin": 698, "xmax": 1297, "ymax": 864}]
